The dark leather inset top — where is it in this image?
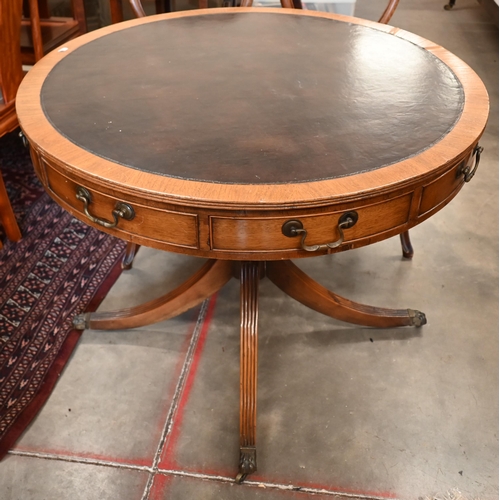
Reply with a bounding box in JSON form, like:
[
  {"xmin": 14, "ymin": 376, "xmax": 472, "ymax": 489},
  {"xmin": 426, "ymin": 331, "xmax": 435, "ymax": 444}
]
[{"xmin": 41, "ymin": 12, "xmax": 464, "ymax": 185}]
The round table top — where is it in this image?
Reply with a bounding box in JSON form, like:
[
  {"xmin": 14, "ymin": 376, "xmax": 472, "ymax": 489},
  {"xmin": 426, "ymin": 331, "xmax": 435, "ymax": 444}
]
[{"xmin": 17, "ymin": 8, "xmax": 489, "ymax": 209}]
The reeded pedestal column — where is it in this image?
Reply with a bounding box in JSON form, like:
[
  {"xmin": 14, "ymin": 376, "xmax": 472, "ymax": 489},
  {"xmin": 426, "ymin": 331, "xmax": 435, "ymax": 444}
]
[{"xmin": 236, "ymin": 262, "xmax": 260, "ymax": 483}]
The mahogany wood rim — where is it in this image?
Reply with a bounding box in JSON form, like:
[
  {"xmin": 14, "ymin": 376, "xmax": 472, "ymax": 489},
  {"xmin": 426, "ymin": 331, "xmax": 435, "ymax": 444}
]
[{"xmin": 16, "ymin": 7, "xmax": 489, "ymax": 210}]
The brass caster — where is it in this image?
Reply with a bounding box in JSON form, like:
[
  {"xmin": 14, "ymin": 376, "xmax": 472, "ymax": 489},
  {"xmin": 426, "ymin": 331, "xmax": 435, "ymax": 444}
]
[
  {"xmin": 236, "ymin": 446, "xmax": 256, "ymax": 484},
  {"xmin": 408, "ymin": 309, "xmax": 427, "ymax": 327},
  {"xmin": 235, "ymin": 472, "xmax": 248, "ymax": 484},
  {"xmin": 72, "ymin": 313, "xmax": 90, "ymax": 330}
]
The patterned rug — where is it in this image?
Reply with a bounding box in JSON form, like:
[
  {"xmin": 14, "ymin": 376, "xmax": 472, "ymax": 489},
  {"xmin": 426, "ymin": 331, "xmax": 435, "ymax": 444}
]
[{"xmin": 0, "ymin": 129, "xmax": 127, "ymax": 459}]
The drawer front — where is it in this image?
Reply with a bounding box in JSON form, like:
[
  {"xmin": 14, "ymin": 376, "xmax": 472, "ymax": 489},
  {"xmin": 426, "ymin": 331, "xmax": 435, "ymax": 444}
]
[
  {"xmin": 419, "ymin": 161, "xmax": 467, "ymax": 217},
  {"xmin": 210, "ymin": 194, "xmax": 411, "ymax": 252},
  {"xmin": 42, "ymin": 158, "xmax": 199, "ymax": 249}
]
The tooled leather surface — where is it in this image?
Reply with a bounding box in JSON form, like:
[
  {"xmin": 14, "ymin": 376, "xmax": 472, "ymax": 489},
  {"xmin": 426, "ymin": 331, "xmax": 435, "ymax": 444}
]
[{"xmin": 41, "ymin": 13, "xmax": 464, "ymax": 185}]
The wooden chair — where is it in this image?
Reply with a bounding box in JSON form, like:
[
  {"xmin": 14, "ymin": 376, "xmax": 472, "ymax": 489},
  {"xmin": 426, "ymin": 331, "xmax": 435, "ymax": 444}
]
[
  {"xmin": 21, "ymin": 0, "xmax": 87, "ymax": 65},
  {"xmin": 127, "ymin": 0, "xmax": 399, "ymax": 21},
  {"xmin": 124, "ymin": 0, "xmax": 412, "ymax": 258},
  {"xmin": 110, "ymin": 0, "xmax": 207, "ymax": 23},
  {"xmin": 0, "ymin": 0, "xmax": 24, "ymax": 249}
]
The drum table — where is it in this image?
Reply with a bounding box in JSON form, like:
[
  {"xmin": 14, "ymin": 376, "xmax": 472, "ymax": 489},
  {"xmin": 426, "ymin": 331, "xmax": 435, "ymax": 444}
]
[{"xmin": 16, "ymin": 8, "xmax": 489, "ymax": 482}]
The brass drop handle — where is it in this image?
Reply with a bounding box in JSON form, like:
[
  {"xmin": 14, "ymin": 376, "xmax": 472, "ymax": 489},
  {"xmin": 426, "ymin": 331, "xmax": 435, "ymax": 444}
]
[
  {"xmin": 75, "ymin": 187, "xmax": 135, "ymax": 229},
  {"xmin": 18, "ymin": 131, "xmax": 29, "ymax": 148},
  {"xmin": 282, "ymin": 211, "xmax": 358, "ymax": 252},
  {"xmin": 457, "ymin": 144, "xmax": 483, "ymax": 183}
]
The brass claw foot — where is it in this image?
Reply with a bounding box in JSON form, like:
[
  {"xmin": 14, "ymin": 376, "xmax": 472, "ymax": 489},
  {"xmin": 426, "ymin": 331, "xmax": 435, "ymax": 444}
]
[{"xmin": 236, "ymin": 446, "xmax": 256, "ymax": 484}]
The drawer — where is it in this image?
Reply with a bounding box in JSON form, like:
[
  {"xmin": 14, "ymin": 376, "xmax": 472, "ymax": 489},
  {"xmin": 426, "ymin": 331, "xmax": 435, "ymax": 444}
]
[
  {"xmin": 42, "ymin": 158, "xmax": 199, "ymax": 249},
  {"xmin": 210, "ymin": 193, "xmax": 411, "ymax": 252},
  {"xmin": 418, "ymin": 150, "xmax": 476, "ymax": 217}
]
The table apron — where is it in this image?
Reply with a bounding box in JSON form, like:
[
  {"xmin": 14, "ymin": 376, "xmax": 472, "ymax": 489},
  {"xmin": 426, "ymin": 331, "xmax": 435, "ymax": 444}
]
[{"xmin": 30, "ymin": 146, "xmax": 475, "ymax": 261}]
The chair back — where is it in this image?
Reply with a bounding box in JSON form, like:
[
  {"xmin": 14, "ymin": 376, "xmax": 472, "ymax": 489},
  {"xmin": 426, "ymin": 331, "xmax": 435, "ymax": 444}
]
[
  {"xmin": 0, "ymin": 0, "xmax": 24, "ymax": 135},
  {"xmin": 128, "ymin": 0, "xmax": 399, "ymax": 23},
  {"xmin": 0, "ymin": 0, "xmax": 24, "ymax": 109}
]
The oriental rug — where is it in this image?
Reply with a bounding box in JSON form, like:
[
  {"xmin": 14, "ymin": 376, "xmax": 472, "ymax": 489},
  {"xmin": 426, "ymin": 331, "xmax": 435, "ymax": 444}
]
[{"xmin": 0, "ymin": 130, "xmax": 127, "ymax": 459}]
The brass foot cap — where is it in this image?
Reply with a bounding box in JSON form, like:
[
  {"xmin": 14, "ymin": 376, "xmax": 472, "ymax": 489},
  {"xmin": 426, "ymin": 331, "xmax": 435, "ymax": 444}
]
[
  {"xmin": 408, "ymin": 309, "xmax": 427, "ymax": 327},
  {"xmin": 72, "ymin": 313, "xmax": 90, "ymax": 330},
  {"xmin": 236, "ymin": 446, "xmax": 256, "ymax": 483}
]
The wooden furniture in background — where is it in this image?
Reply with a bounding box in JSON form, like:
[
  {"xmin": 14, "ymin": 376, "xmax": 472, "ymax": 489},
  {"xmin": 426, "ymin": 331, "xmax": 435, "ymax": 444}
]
[
  {"xmin": 17, "ymin": 9, "xmax": 488, "ymax": 482},
  {"xmin": 0, "ymin": 0, "xmax": 24, "ymax": 249},
  {"xmin": 111, "ymin": 0, "xmax": 208, "ymax": 23},
  {"xmin": 21, "ymin": 0, "xmax": 87, "ymax": 65},
  {"xmin": 126, "ymin": 0, "xmax": 400, "ymax": 23}
]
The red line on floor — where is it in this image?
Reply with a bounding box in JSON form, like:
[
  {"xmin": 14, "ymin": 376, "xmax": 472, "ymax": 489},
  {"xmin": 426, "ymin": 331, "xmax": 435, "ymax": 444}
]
[
  {"xmin": 235, "ymin": 469, "xmax": 398, "ymax": 499},
  {"xmin": 148, "ymin": 473, "xmax": 172, "ymax": 500},
  {"xmin": 158, "ymin": 294, "xmax": 218, "ymax": 470},
  {"xmin": 11, "ymin": 308, "xmax": 203, "ymax": 470},
  {"xmin": 153, "ymin": 292, "xmax": 398, "ymax": 499},
  {"xmin": 248, "ymin": 475, "xmax": 399, "ymax": 499},
  {"xmin": 151, "ymin": 307, "xmax": 203, "ymax": 445},
  {"xmin": 11, "ymin": 446, "xmax": 152, "ymax": 468},
  {"xmin": 162, "ymin": 463, "xmax": 234, "ymax": 478},
  {"xmin": 156, "ymin": 467, "xmax": 398, "ymax": 500}
]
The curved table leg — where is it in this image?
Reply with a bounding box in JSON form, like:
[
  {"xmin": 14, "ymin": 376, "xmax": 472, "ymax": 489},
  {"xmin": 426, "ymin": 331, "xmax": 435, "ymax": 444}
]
[
  {"xmin": 121, "ymin": 242, "xmax": 140, "ymax": 270},
  {"xmin": 267, "ymin": 260, "xmax": 426, "ymax": 328},
  {"xmin": 400, "ymin": 231, "xmax": 414, "ymax": 259},
  {"xmin": 73, "ymin": 259, "xmax": 234, "ymax": 330},
  {"xmin": 236, "ymin": 262, "xmax": 259, "ymax": 484}
]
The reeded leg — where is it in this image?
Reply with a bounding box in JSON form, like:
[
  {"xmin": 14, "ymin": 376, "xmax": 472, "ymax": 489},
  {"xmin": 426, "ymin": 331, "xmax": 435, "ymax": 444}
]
[
  {"xmin": 121, "ymin": 242, "xmax": 139, "ymax": 270},
  {"xmin": 73, "ymin": 259, "xmax": 233, "ymax": 330},
  {"xmin": 400, "ymin": 231, "xmax": 414, "ymax": 259},
  {"xmin": 236, "ymin": 262, "xmax": 260, "ymax": 483},
  {"xmin": 267, "ymin": 260, "xmax": 426, "ymax": 328}
]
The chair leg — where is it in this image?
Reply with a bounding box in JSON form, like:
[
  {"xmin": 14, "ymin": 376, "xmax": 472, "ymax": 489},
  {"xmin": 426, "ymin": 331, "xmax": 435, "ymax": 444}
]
[
  {"xmin": 0, "ymin": 169, "xmax": 21, "ymax": 246},
  {"xmin": 121, "ymin": 242, "xmax": 139, "ymax": 270},
  {"xmin": 71, "ymin": 0, "xmax": 87, "ymax": 34},
  {"xmin": 400, "ymin": 231, "xmax": 414, "ymax": 259}
]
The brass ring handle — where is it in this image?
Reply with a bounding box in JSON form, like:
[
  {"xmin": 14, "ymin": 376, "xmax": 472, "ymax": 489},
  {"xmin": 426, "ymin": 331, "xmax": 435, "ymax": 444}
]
[
  {"xmin": 458, "ymin": 145, "xmax": 483, "ymax": 183},
  {"xmin": 75, "ymin": 187, "xmax": 135, "ymax": 229},
  {"xmin": 282, "ymin": 211, "xmax": 358, "ymax": 252}
]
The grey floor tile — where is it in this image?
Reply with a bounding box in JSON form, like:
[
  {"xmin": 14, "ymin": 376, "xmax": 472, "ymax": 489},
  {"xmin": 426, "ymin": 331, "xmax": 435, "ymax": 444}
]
[
  {"xmin": 152, "ymin": 473, "xmax": 367, "ymax": 499},
  {"xmin": 0, "ymin": 454, "xmax": 149, "ymax": 500},
  {"xmin": 14, "ymin": 249, "xmax": 205, "ymax": 463}
]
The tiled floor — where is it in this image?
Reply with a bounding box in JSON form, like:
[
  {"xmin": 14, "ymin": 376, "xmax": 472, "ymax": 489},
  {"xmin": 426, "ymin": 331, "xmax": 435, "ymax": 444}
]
[{"xmin": 1, "ymin": 0, "xmax": 498, "ymax": 498}]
